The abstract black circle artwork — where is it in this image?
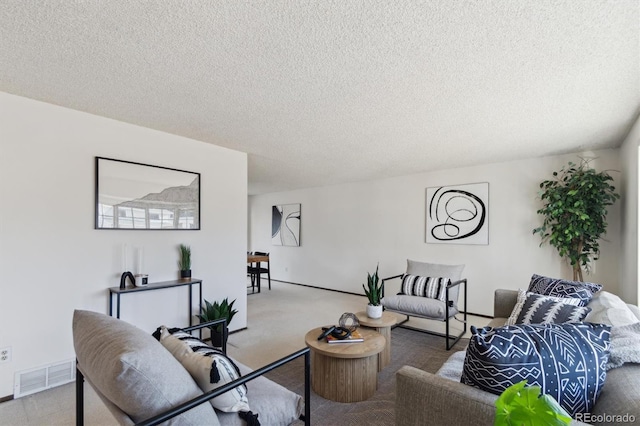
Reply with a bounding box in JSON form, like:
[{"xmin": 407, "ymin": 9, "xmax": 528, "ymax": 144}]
[{"xmin": 426, "ymin": 182, "xmax": 489, "ymax": 245}]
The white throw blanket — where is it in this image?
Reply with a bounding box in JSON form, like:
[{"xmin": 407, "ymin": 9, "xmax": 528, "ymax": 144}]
[{"xmin": 606, "ymin": 321, "xmax": 640, "ymax": 370}]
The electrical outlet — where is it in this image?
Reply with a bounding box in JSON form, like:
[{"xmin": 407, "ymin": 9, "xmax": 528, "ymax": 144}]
[{"xmin": 0, "ymin": 347, "xmax": 11, "ymax": 363}]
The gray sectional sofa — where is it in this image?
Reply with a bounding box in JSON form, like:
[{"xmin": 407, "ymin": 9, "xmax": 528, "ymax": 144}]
[{"xmin": 395, "ymin": 289, "xmax": 640, "ymax": 426}]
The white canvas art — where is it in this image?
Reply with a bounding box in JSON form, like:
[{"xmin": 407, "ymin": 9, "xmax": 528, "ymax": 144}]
[
  {"xmin": 272, "ymin": 204, "xmax": 301, "ymax": 246},
  {"xmin": 426, "ymin": 182, "xmax": 489, "ymax": 245}
]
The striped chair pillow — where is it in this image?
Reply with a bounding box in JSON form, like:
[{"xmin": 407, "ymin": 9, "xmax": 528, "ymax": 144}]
[{"xmin": 400, "ymin": 274, "xmax": 449, "ymax": 302}]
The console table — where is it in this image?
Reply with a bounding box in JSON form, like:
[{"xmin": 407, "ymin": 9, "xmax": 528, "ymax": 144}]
[{"xmin": 108, "ymin": 278, "xmax": 203, "ymax": 328}]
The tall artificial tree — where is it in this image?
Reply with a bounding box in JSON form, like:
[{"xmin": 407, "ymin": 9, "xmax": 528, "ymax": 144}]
[{"xmin": 533, "ymin": 159, "xmax": 619, "ymax": 282}]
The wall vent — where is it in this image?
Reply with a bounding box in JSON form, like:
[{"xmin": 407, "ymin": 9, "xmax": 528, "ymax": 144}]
[{"xmin": 14, "ymin": 359, "xmax": 75, "ymax": 398}]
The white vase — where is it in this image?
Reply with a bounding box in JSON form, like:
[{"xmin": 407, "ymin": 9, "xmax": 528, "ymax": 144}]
[{"xmin": 367, "ymin": 304, "xmax": 383, "ymax": 319}]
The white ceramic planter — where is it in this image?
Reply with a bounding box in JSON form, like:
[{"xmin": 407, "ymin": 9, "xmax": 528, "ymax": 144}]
[{"xmin": 367, "ymin": 304, "xmax": 383, "ymax": 319}]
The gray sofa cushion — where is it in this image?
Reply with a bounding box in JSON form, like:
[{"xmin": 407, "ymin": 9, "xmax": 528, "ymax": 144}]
[
  {"xmin": 73, "ymin": 310, "xmax": 218, "ymax": 425},
  {"xmin": 584, "ymin": 291, "xmax": 640, "ymax": 327},
  {"xmin": 590, "ymin": 363, "xmax": 640, "ymax": 422},
  {"xmin": 216, "ymin": 361, "xmax": 304, "ymax": 426},
  {"xmin": 382, "ymin": 294, "xmax": 457, "ymax": 320}
]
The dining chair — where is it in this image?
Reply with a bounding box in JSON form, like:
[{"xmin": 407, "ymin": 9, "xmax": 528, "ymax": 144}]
[
  {"xmin": 248, "ymin": 251, "xmax": 271, "ymax": 290},
  {"xmin": 247, "ymin": 252, "xmax": 259, "ymax": 294}
]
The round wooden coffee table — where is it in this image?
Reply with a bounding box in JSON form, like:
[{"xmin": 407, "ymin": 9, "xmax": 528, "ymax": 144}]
[
  {"xmin": 355, "ymin": 311, "xmax": 397, "ymax": 371},
  {"xmin": 304, "ymin": 327, "xmax": 385, "ymax": 403}
]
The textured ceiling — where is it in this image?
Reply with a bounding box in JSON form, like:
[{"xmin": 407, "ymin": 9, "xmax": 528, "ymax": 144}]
[{"xmin": 1, "ymin": 1, "xmax": 638, "ymax": 194}]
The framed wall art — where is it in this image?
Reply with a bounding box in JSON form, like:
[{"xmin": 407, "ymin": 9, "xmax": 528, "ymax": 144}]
[
  {"xmin": 426, "ymin": 182, "xmax": 489, "ymax": 245},
  {"xmin": 95, "ymin": 157, "xmax": 200, "ymax": 230},
  {"xmin": 272, "ymin": 203, "xmax": 301, "ymax": 246}
]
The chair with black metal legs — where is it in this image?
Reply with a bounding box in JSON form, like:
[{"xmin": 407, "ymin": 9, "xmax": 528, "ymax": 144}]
[
  {"xmin": 247, "ymin": 252, "xmax": 259, "ymax": 294},
  {"xmin": 247, "ymin": 251, "xmax": 271, "ymax": 291},
  {"xmin": 381, "ymin": 259, "xmax": 467, "ymax": 350}
]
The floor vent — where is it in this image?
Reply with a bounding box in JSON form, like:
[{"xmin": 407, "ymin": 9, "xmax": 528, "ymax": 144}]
[{"xmin": 14, "ymin": 359, "xmax": 75, "ymax": 398}]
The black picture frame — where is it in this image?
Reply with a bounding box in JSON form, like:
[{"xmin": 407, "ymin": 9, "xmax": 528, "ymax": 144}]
[{"xmin": 95, "ymin": 157, "xmax": 200, "ymax": 230}]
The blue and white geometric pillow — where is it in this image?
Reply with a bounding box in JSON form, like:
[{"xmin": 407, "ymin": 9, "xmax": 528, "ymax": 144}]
[
  {"xmin": 461, "ymin": 322, "xmax": 611, "ymax": 417},
  {"xmin": 507, "ymin": 291, "xmax": 591, "ymax": 325},
  {"xmin": 401, "ymin": 274, "xmax": 449, "ymax": 302},
  {"xmin": 528, "ymin": 274, "xmax": 602, "ymax": 307},
  {"xmin": 506, "ymin": 289, "xmax": 583, "ymax": 325}
]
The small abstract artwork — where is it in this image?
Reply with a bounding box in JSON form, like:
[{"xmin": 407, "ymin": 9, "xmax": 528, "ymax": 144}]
[
  {"xmin": 272, "ymin": 204, "xmax": 301, "ymax": 246},
  {"xmin": 426, "ymin": 182, "xmax": 489, "ymax": 245}
]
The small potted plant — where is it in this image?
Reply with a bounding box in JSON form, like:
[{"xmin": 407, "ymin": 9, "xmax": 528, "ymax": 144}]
[
  {"xmin": 197, "ymin": 298, "xmax": 238, "ymax": 348},
  {"xmin": 363, "ymin": 264, "xmax": 383, "ymax": 318},
  {"xmin": 178, "ymin": 244, "xmax": 191, "ymax": 279}
]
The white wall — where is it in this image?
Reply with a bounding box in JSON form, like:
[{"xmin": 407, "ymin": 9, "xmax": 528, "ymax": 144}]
[
  {"xmin": 0, "ymin": 92, "xmax": 247, "ymax": 398},
  {"xmin": 620, "ymin": 113, "xmax": 640, "ymax": 304},
  {"xmin": 249, "ymin": 150, "xmax": 622, "ymax": 316}
]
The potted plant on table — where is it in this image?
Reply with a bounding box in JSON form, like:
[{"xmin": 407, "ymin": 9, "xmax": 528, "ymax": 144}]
[
  {"xmin": 363, "ymin": 264, "xmax": 383, "ymax": 319},
  {"xmin": 533, "ymin": 159, "xmax": 619, "ymax": 281},
  {"xmin": 178, "ymin": 244, "xmax": 191, "ymax": 279},
  {"xmin": 197, "ymin": 298, "xmax": 238, "ymax": 348}
]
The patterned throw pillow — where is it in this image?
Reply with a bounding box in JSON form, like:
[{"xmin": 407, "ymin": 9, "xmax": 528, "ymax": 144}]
[
  {"xmin": 400, "ymin": 274, "xmax": 449, "ymax": 302},
  {"xmin": 461, "ymin": 323, "xmax": 611, "ymax": 417},
  {"xmin": 506, "ymin": 289, "xmax": 588, "ymax": 325},
  {"xmin": 528, "ymin": 274, "xmax": 602, "ymax": 306},
  {"xmin": 157, "ymin": 326, "xmax": 250, "ymax": 413}
]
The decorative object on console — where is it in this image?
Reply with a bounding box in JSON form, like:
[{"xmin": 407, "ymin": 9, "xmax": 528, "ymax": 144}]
[
  {"xmin": 119, "ymin": 271, "xmax": 135, "ymax": 289},
  {"xmin": 533, "ymin": 158, "xmax": 619, "ymax": 281},
  {"xmin": 197, "ymin": 298, "xmax": 238, "ymax": 348},
  {"xmin": 461, "ymin": 322, "xmax": 611, "ymax": 417},
  {"xmin": 272, "ymin": 203, "xmax": 301, "ymax": 246},
  {"xmin": 426, "ymin": 182, "xmax": 489, "ymax": 245},
  {"xmin": 178, "ymin": 243, "xmax": 192, "ymax": 278},
  {"xmin": 362, "ymin": 264, "xmax": 383, "ymax": 318},
  {"xmin": 95, "ymin": 157, "xmax": 200, "ymax": 230},
  {"xmin": 527, "ymin": 274, "xmax": 601, "ymax": 307},
  {"xmin": 494, "ymin": 380, "xmax": 571, "ymax": 426},
  {"xmin": 134, "ymin": 274, "xmax": 149, "ymax": 287}
]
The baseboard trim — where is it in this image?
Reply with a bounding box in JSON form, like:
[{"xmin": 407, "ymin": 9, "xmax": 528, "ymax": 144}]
[
  {"xmin": 0, "ymin": 394, "xmax": 13, "ymax": 404},
  {"xmin": 273, "ymin": 279, "xmax": 362, "ymax": 297},
  {"xmin": 271, "ymin": 279, "xmax": 493, "ymax": 319}
]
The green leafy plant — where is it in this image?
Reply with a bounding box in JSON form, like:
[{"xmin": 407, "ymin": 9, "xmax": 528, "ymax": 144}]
[
  {"xmin": 197, "ymin": 298, "xmax": 238, "ymax": 333},
  {"xmin": 178, "ymin": 244, "xmax": 191, "ymax": 271},
  {"xmin": 533, "ymin": 159, "xmax": 619, "ymax": 281},
  {"xmin": 362, "ymin": 264, "xmax": 383, "ymax": 306},
  {"xmin": 495, "ymin": 380, "xmax": 571, "ymax": 426}
]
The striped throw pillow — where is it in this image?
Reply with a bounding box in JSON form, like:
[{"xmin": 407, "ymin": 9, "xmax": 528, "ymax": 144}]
[{"xmin": 401, "ymin": 274, "xmax": 449, "ymax": 302}]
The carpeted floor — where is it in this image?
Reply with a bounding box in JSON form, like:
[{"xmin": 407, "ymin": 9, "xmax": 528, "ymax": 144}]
[{"xmin": 264, "ymin": 327, "xmax": 469, "ymax": 426}]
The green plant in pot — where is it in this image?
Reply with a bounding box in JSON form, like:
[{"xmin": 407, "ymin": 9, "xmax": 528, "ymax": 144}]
[
  {"xmin": 178, "ymin": 244, "xmax": 191, "ymax": 279},
  {"xmin": 495, "ymin": 380, "xmax": 571, "ymax": 426},
  {"xmin": 363, "ymin": 264, "xmax": 383, "ymax": 319},
  {"xmin": 197, "ymin": 298, "xmax": 238, "ymax": 348},
  {"xmin": 533, "ymin": 159, "xmax": 619, "ymax": 281}
]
